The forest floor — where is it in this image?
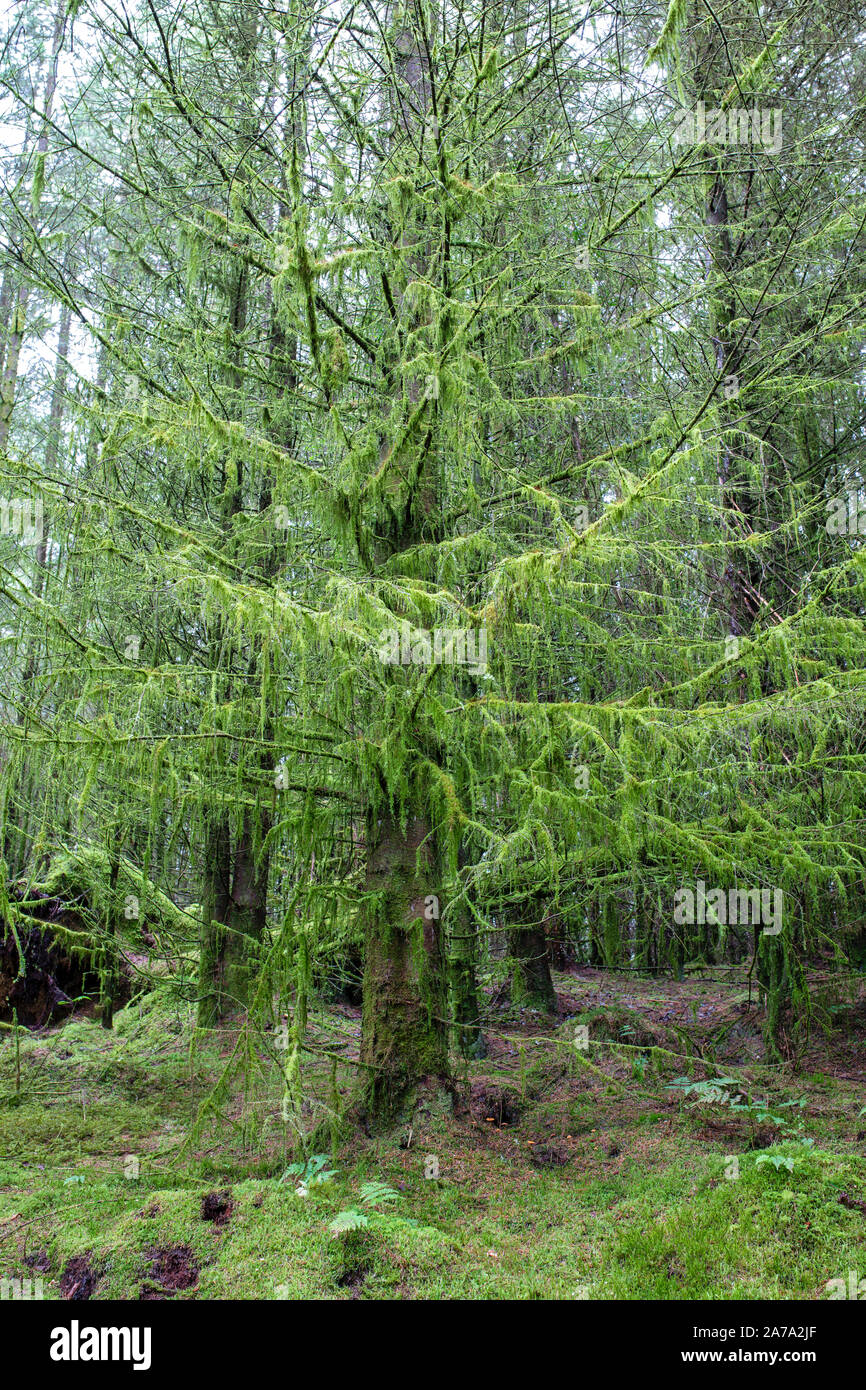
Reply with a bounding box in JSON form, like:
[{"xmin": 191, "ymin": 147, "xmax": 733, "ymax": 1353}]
[{"xmin": 1, "ymin": 963, "xmax": 865, "ymax": 1300}]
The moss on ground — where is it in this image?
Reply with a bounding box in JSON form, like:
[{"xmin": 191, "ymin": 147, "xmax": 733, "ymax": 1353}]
[{"xmin": 0, "ymin": 970, "xmax": 864, "ymax": 1300}]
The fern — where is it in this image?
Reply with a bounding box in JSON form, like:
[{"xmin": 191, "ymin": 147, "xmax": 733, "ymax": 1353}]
[
  {"xmin": 329, "ymin": 1209, "xmax": 369, "ymax": 1237},
  {"xmin": 329, "ymin": 1177, "xmax": 402, "ymax": 1238},
  {"xmin": 278, "ymin": 1153, "xmax": 337, "ymax": 1188},
  {"xmin": 358, "ymin": 1181, "xmax": 400, "ymax": 1208}
]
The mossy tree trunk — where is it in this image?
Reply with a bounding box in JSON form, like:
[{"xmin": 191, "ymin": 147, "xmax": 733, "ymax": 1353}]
[
  {"xmin": 101, "ymin": 846, "xmax": 122, "ymax": 1030},
  {"xmin": 450, "ymin": 908, "xmax": 486, "ymax": 1059},
  {"xmin": 449, "ymin": 840, "xmax": 485, "ymax": 1058},
  {"xmin": 509, "ymin": 895, "xmax": 556, "ymax": 1012},
  {"xmin": 357, "ymin": 12, "xmax": 452, "ymax": 1128},
  {"xmin": 601, "ymin": 894, "xmax": 621, "ymax": 972},
  {"xmin": 199, "ymin": 818, "xmax": 271, "ymax": 1023},
  {"xmin": 198, "ymin": 816, "xmax": 232, "ymax": 1027},
  {"xmin": 223, "ymin": 818, "xmax": 270, "ymax": 1014},
  {"xmin": 195, "ymin": 65, "xmax": 276, "ymax": 1023},
  {"xmin": 360, "ymin": 812, "xmax": 449, "ymax": 1128}
]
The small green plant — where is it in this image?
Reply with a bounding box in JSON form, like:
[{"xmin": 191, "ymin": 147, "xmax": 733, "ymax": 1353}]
[
  {"xmin": 329, "ymin": 1179, "xmax": 401, "ymax": 1237},
  {"xmin": 667, "ymin": 1077, "xmax": 813, "ymax": 1149},
  {"xmin": 731, "ymin": 1095, "xmax": 810, "ymax": 1148},
  {"xmin": 666, "ymin": 1075, "xmax": 741, "ymax": 1107},
  {"xmin": 279, "ymin": 1153, "xmax": 338, "ymax": 1194},
  {"xmin": 631, "ymin": 1053, "xmax": 649, "ymax": 1081},
  {"xmin": 754, "ymin": 1147, "xmax": 812, "ymax": 1175}
]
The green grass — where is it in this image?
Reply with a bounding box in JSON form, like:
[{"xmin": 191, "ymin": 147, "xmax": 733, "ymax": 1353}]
[{"xmin": 1, "ymin": 978, "xmax": 864, "ymax": 1300}]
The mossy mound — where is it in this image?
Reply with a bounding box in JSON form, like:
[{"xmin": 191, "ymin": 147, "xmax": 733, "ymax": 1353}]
[{"xmin": 570, "ymin": 1004, "xmax": 663, "ymax": 1050}]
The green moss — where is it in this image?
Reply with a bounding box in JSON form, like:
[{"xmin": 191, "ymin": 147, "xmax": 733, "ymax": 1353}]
[{"xmin": 0, "ymin": 983, "xmax": 864, "ymax": 1299}]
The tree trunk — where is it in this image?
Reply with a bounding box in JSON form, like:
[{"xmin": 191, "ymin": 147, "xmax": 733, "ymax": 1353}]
[
  {"xmin": 198, "ymin": 816, "xmax": 232, "ymax": 1028},
  {"xmin": 101, "ymin": 847, "xmax": 122, "ymax": 1029},
  {"xmin": 359, "ymin": 12, "xmax": 451, "ymax": 1125},
  {"xmin": 360, "ymin": 812, "xmax": 449, "ymax": 1128},
  {"xmin": 450, "ymin": 897, "xmax": 486, "ymax": 1059},
  {"xmin": 223, "ymin": 819, "xmax": 270, "ymax": 1014},
  {"xmin": 509, "ymin": 897, "xmax": 556, "ymax": 1012}
]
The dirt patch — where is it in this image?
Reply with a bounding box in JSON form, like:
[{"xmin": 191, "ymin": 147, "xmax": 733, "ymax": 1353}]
[
  {"xmin": 24, "ymin": 1249, "xmax": 51, "ymax": 1273},
  {"xmin": 336, "ymin": 1261, "xmax": 371, "ymax": 1298},
  {"xmin": 472, "ymin": 1081, "xmax": 521, "ymax": 1127},
  {"xmin": 529, "ymin": 1141, "xmax": 571, "ymax": 1169},
  {"xmin": 745, "ymin": 1128, "xmax": 776, "ymax": 1151},
  {"xmin": 60, "ymin": 1255, "xmax": 98, "ymax": 1300},
  {"xmin": 201, "ymin": 1190, "xmax": 233, "ymax": 1226},
  {"xmin": 141, "ymin": 1244, "xmax": 199, "ymax": 1298}
]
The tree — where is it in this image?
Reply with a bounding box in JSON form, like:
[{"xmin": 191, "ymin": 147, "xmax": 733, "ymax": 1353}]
[{"xmin": 1, "ymin": 0, "xmax": 864, "ymax": 1128}]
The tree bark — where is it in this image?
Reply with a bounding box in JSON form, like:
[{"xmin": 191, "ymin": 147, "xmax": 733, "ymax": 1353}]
[
  {"xmin": 509, "ymin": 896, "xmax": 556, "ymax": 1012},
  {"xmin": 198, "ymin": 816, "xmax": 232, "ymax": 1027},
  {"xmin": 360, "ymin": 812, "xmax": 449, "ymax": 1127},
  {"xmin": 359, "ymin": 8, "xmax": 452, "ymax": 1124}
]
